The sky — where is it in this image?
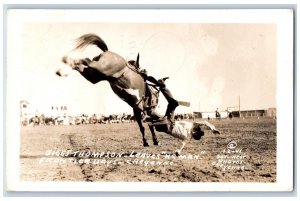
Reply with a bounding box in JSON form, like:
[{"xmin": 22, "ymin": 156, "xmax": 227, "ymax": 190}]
[{"xmin": 16, "ymin": 22, "xmax": 276, "ymax": 115}]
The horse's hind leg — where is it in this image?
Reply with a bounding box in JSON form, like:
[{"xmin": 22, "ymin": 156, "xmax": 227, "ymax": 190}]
[
  {"xmin": 148, "ymin": 125, "xmax": 160, "ymax": 146},
  {"xmin": 133, "ymin": 109, "xmax": 149, "ymax": 147}
]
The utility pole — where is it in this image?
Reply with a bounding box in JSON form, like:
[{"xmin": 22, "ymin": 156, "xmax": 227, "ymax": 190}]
[{"xmin": 239, "ymin": 96, "xmax": 241, "ymax": 118}]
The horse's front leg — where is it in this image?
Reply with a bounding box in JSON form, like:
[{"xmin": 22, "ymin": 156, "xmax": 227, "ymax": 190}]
[
  {"xmin": 148, "ymin": 124, "xmax": 160, "ymax": 146},
  {"xmin": 133, "ymin": 109, "xmax": 149, "ymax": 147}
]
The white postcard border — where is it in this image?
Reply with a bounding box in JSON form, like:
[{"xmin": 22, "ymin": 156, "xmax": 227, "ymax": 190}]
[{"xmin": 5, "ymin": 9, "xmax": 294, "ymax": 192}]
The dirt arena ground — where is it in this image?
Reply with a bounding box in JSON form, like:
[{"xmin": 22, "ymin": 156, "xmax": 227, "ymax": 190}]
[{"xmin": 20, "ymin": 118, "xmax": 276, "ymax": 182}]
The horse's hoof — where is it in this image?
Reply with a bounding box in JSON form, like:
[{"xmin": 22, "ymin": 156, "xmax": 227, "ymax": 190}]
[
  {"xmin": 143, "ymin": 142, "xmax": 150, "ymax": 147},
  {"xmin": 153, "ymin": 141, "xmax": 161, "ymax": 146}
]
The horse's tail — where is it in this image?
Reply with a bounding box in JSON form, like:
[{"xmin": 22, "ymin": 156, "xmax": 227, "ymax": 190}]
[{"xmin": 75, "ymin": 33, "xmax": 108, "ymax": 52}]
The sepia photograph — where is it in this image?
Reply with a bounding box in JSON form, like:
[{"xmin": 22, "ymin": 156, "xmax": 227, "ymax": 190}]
[{"xmin": 5, "ymin": 9, "xmax": 294, "ymax": 191}]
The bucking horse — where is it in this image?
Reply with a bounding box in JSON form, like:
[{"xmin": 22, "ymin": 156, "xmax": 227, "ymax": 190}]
[{"xmin": 56, "ymin": 33, "xmax": 170, "ymax": 147}]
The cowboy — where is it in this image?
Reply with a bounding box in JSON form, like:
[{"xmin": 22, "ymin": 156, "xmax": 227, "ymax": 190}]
[
  {"xmin": 128, "ymin": 58, "xmax": 179, "ymax": 127},
  {"xmin": 151, "ymin": 119, "xmax": 220, "ymax": 155}
]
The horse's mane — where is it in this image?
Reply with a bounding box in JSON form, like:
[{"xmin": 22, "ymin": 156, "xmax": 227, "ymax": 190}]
[{"xmin": 75, "ymin": 33, "xmax": 108, "ymax": 52}]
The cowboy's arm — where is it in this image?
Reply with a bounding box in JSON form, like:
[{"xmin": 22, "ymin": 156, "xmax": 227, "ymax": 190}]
[
  {"xmin": 147, "ymin": 76, "xmax": 167, "ymax": 88},
  {"xmin": 139, "ymin": 69, "xmax": 165, "ymax": 87},
  {"xmin": 146, "ymin": 76, "xmax": 162, "ymax": 86},
  {"xmin": 196, "ymin": 121, "xmax": 220, "ymax": 134}
]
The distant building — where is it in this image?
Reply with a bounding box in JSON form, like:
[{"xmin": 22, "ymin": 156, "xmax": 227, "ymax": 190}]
[
  {"xmin": 265, "ymin": 108, "xmax": 276, "ymax": 118},
  {"xmin": 193, "ymin": 108, "xmax": 276, "ymax": 119},
  {"xmin": 20, "ymin": 100, "xmax": 31, "ymax": 126},
  {"xmin": 239, "ymin": 110, "xmax": 265, "ymax": 118},
  {"xmin": 20, "ymin": 100, "xmax": 30, "ymax": 118}
]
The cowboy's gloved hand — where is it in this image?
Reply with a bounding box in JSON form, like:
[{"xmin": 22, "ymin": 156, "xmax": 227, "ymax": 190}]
[{"xmin": 157, "ymin": 79, "xmax": 166, "ymax": 88}]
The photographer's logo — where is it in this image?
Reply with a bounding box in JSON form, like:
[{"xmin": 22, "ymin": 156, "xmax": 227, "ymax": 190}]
[
  {"xmin": 227, "ymin": 140, "xmax": 237, "ymax": 149},
  {"xmin": 212, "ymin": 140, "xmax": 247, "ymax": 171}
]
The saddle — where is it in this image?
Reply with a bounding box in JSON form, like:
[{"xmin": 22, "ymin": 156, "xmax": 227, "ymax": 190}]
[{"xmin": 143, "ymin": 83, "xmax": 159, "ymax": 113}]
